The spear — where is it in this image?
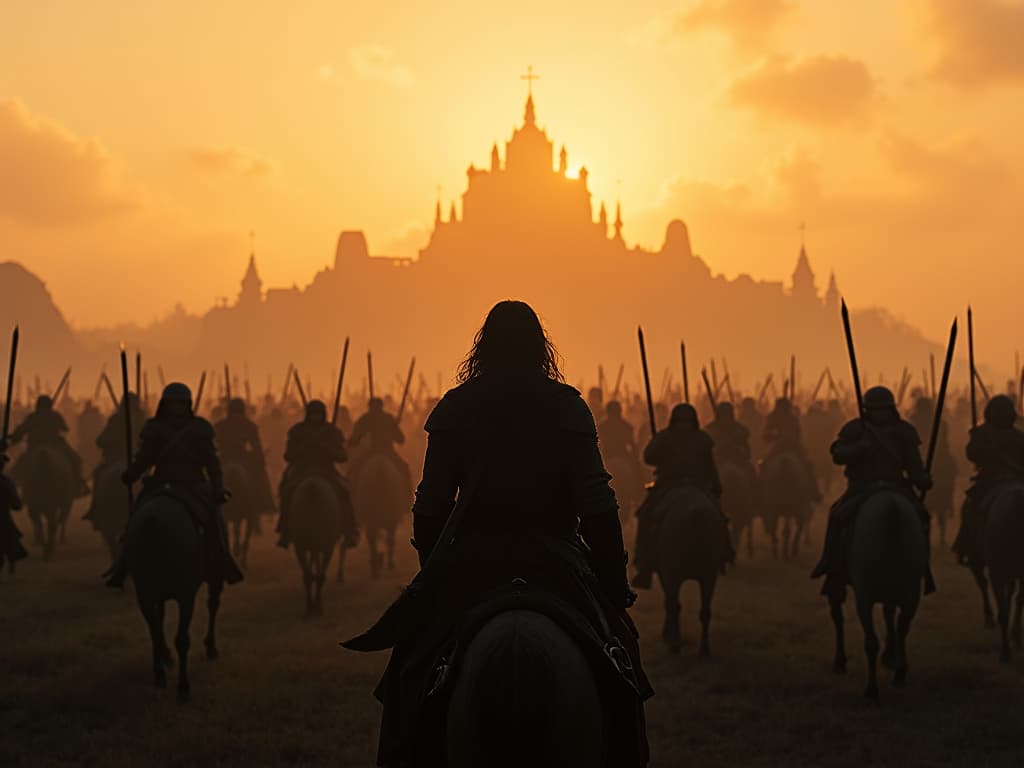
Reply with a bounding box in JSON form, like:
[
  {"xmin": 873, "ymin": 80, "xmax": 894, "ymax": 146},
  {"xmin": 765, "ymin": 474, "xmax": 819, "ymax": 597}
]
[
  {"xmin": 841, "ymin": 299, "xmax": 864, "ymax": 417},
  {"xmin": 2, "ymin": 327, "xmax": 18, "ymax": 450},
  {"xmin": 158, "ymin": 366, "xmax": 167, "ymax": 388},
  {"xmin": 52, "ymin": 367, "xmax": 71, "ymax": 402},
  {"xmin": 397, "ymin": 357, "xmax": 416, "ymax": 425},
  {"xmin": 968, "ymin": 306, "xmax": 977, "ymax": 428},
  {"xmin": 710, "ymin": 359, "xmax": 719, "ymax": 395},
  {"xmin": 332, "ymin": 338, "xmax": 350, "ymax": 425},
  {"xmin": 120, "ymin": 345, "xmax": 134, "ymax": 511},
  {"xmin": 638, "ymin": 327, "xmax": 656, "ymax": 436},
  {"xmin": 367, "ymin": 351, "xmax": 375, "ymax": 401},
  {"xmin": 143, "ymin": 371, "xmax": 149, "ymax": 409},
  {"xmin": 922, "ymin": 319, "xmax": 957, "ymax": 503},
  {"xmin": 722, "ymin": 358, "xmax": 736, "ymax": 403},
  {"xmin": 789, "ymin": 355, "xmax": 797, "ymax": 404},
  {"xmin": 194, "ymin": 370, "xmax": 208, "ymax": 413},
  {"xmin": 101, "ymin": 373, "xmax": 118, "ymax": 409},
  {"xmin": 896, "ymin": 367, "xmax": 911, "ymax": 407},
  {"xmin": 810, "ymin": 368, "xmax": 828, "ymax": 403},
  {"xmin": 680, "ymin": 342, "xmax": 690, "ymax": 404},
  {"xmin": 224, "ymin": 363, "xmax": 232, "ymax": 401},
  {"xmin": 758, "ymin": 374, "xmax": 774, "ymax": 405},
  {"xmin": 929, "ymin": 353, "xmax": 937, "ymax": 399},
  {"xmin": 93, "ymin": 364, "xmax": 106, "ymax": 401},
  {"xmin": 701, "ymin": 367, "xmax": 718, "ymax": 412},
  {"xmin": 612, "ymin": 363, "xmax": 625, "ymax": 400},
  {"xmin": 280, "ymin": 363, "xmax": 294, "ymax": 404},
  {"xmin": 292, "ymin": 368, "xmax": 309, "ymax": 407},
  {"xmin": 135, "ymin": 352, "xmax": 141, "ymax": 401}
]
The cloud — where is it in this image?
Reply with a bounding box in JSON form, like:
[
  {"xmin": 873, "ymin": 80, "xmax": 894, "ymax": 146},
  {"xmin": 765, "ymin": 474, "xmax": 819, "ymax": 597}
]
[
  {"xmin": 0, "ymin": 100, "xmax": 132, "ymax": 227},
  {"xmin": 728, "ymin": 56, "xmax": 875, "ymax": 125},
  {"xmin": 675, "ymin": 0, "xmax": 792, "ymax": 50},
  {"xmin": 879, "ymin": 132, "xmax": 1007, "ymax": 198},
  {"xmin": 185, "ymin": 145, "xmax": 273, "ymax": 178},
  {"xmin": 925, "ymin": 0, "xmax": 1024, "ymax": 87},
  {"xmin": 349, "ymin": 45, "xmax": 415, "ymax": 89}
]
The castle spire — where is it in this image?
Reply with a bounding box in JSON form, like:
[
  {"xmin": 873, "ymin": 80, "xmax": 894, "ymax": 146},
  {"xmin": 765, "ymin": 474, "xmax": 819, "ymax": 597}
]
[
  {"xmin": 520, "ymin": 65, "xmax": 540, "ymax": 127},
  {"xmin": 239, "ymin": 231, "xmax": 263, "ymax": 306},
  {"xmin": 491, "ymin": 143, "xmax": 500, "ymax": 172},
  {"xmin": 435, "ymin": 186, "xmax": 442, "ymax": 225},
  {"xmin": 791, "ymin": 224, "xmax": 819, "ymax": 303},
  {"xmin": 559, "ymin": 145, "xmax": 567, "ymax": 174},
  {"xmin": 613, "ymin": 201, "xmax": 623, "ymax": 241},
  {"xmin": 598, "ymin": 202, "xmax": 608, "ymax": 237},
  {"xmin": 449, "ymin": 201, "xmax": 458, "ymax": 223}
]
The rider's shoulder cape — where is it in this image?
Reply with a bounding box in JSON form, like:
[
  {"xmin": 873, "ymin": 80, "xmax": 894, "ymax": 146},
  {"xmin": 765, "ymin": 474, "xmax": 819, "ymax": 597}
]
[{"xmin": 425, "ymin": 376, "xmax": 594, "ymax": 436}]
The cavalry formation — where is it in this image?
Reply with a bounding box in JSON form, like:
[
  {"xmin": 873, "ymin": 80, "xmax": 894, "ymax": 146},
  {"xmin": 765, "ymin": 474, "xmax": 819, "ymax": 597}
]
[{"xmin": 1, "ymin": 298, "xmax": 1022, "ymax": 761}]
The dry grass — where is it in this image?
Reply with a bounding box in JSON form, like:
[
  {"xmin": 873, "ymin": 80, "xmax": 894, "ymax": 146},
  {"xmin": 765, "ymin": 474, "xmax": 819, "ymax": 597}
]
[{"xmin": 2, "ymin": 509, "xmax": 1022, "ymax": 767}]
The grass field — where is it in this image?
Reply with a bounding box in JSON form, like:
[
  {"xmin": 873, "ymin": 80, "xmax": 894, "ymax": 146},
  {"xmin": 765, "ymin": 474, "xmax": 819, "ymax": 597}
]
[{"xmin": 3, "ymin": 508, "xmax": 1022, "ymax": 768}]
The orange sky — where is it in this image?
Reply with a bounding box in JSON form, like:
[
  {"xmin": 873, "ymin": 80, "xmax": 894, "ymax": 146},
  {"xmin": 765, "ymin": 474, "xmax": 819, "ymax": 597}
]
[{"xmin": 1, "ymin": 0, "xmax": 1022, "ymax": 366}]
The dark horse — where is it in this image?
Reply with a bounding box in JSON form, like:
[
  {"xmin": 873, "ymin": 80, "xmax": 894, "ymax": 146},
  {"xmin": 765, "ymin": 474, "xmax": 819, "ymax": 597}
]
[
  {"xmin": 222, "ymin": 462, "xmax": 259, "ymax": 571},
  {"xmin": 655, "ymin": 486, "xmax": 724, "ymax": 655},
  {"xmin": 982, "ymin": 483, "xmax": 1024, "ymax": 662},
  {"xmin": 291, "ymin": 474, "xmax": 341, "ymax": 618},
  {"xmin": 719, "ymin": 461, "xmax": 757, "ymax": 559},
  {"xmin": 352, "ymin": 454, "xmax": 408, "ymax": 579},
  {"xmin": 829, "ymin": 489, "xmax": 926, "ymax": 702},
  {"xmin": 445, "ymin": 609, "xmax": 604, "ymax": 768},
  {"xmin": 124, "ymin": 492, "xmax": 222, "ymax": 702},
  {"xmin": 85, "ymin": 461, "xmax": 129, "ymax": 566},
  {"xmin": 759, "ymin": 452, "xmax": 814, "ymax": 560},
  {"xmin": 21, "ymin": 445, "xmax": 75, "ymax": 561}
]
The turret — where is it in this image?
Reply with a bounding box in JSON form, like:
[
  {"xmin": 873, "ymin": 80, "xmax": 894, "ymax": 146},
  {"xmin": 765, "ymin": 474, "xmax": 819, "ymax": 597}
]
[
  {"xmin": 491, "ymin": 143, "xmax": 500, "ymax": 172},
  {"xmin": 559, "ymin": 145, "xmax": 567, "ymax": 175},
  {"xmin": 613, "ymin": 201, "xmax": 623, "ymax": 241},
  {"xmin": 598, "ymin": 202, "xmax": 608, "ymax": 236}
]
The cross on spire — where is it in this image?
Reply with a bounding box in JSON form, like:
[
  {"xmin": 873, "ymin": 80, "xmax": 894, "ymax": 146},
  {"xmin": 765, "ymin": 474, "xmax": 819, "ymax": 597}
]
[
  {"xmin": 249, "ymin": 229, "xmax": 255, "ymax": 255},
  {"xmin": 520, "ymin": 65, "xmax": 540, "ymax": 97}
]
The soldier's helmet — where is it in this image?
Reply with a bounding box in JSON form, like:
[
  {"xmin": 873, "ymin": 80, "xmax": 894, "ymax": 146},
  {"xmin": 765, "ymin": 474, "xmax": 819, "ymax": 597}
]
[
  {"xmin": 305, "ymin": 400, "xmax": 327, "ymax": 422},
  {"xmin": 715, "ymin": 401, "xmax": 735, "ymax": 421},
  {"xmin": 670, "ymin": 403, "xmax": 699, "ymax": 428},
  {"xmin": 984, "ymin": 395, "xmax": 1016, "ymax": 428},
  {"xmin": 369, "ymin": 397, "xmax": 384, "ymax": 413},
  {"xmin": 773, "ymin": 397, "xmax": 792, "ymax": 414},
  {"xmin": 228, "ymin": 397, "xmax": 246, "ymax": 416},
  {"xmin": 157, "ymin": 383, "xmax": 192, "ymax": 419},
  {"xmin": 35, "ymin": 395, "xmax": 54, "ymax": 411},
  {"xmin": 863, "ymin": 386, "xmax": 896, "ymax": 412},
  {"xmin": 605, "ymin": 400, "xmax": 622, "ymax": 418}
]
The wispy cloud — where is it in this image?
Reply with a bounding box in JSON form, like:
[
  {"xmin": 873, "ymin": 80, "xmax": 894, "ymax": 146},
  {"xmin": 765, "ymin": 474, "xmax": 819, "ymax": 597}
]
[
  {"xmin": 348, "ymin": 45, "xmax": 415, "ymax": 89},
  {"xmin": 184, "ymin": 145, "xmax": 273, "ymax": 178}
]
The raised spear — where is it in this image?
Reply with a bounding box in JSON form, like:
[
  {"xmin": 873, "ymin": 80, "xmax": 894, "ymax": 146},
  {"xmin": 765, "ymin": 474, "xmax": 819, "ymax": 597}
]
[
  {"xmin": 93, "ymin": 364, "xmax": 106, "ymax": 402},
  {"xmin": 397, "ymin": 357, "xmax": 416, "ymax": 425},
  {"xmin": 120, "ymin": 345, "xmax": 134, "ymax": 511},
  {"xmin": 789, "ymin": 355, "xmax": 797, "ymax": 404},
  {"xmin": 638, "ymin": 327, "xmax": 656, "ymax": 436},
  {"xmin": 101, "ymin": 373, "xmax": 118, "ymax": 409},
  {"xmin": 2, "ymin": 327, "xmax": 19, "ymax": 450},
  {"xmin": 194, "ymin": 370, "xmax": 208, "ymax": 413},
  {"xmin": 929, "ymin": 354, "xmax": 937, "ymax": 400},
  {"xmin": 224, "ymin": 363, "xmax": 232, "ymax": 401},
  {"xmin": 680, "ymin": 342, "xmax": 690, "ymax": 404},
  {"xmin": 967, "ymin": 306, "xmax": 977, "ymax": 428},
  {"xmin": 612, "ymin": 363, "xmax": 625, "ymax": 400},
  {"xmin": 841, "ymin": 299, "xmax": 864, "ymax": 416},
  {"xmin": 135, "ymin": 352, "xmax": 141, "ymax": 401},
  {"xmin": 52, "ymin": 367, "xmax": 72, "ymax": 402},
  {"xmin": 332, "ymin": 338, "xmax": 350, "ymax": 425},
  {"xmin": 701, "ymin": 367, "xmax": 718, "ymax": 412},
  {"xmin": 367, "ymin": 351, "xmax": 375, "ymax": 401},
  {"xmin": 922, "ymin": 319, "xmax": 957, "ymax": 502},
  {"xmin": 292, "ymin": 368, "xmax": 309, "ymax": 407}
]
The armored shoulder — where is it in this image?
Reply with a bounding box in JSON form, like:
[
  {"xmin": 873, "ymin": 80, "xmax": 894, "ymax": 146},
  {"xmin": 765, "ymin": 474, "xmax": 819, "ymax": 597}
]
[
  {"xmin": 139, "ymin": 418, "xmax": 164, "ymax": 441},
  {"xmin": 191, "ymin": 417, "xmax": 215, "ymax": 441},
  {"xmin": 837, "ymin": 419, "xmax": 864, "ymax": 441},
  {"xmin": 898, "ymin": 420, "xmax": 922, "ymax": 446},
  {"xmin": 696, "ymin": 429, "xmax": 715, "ymax": 450}
]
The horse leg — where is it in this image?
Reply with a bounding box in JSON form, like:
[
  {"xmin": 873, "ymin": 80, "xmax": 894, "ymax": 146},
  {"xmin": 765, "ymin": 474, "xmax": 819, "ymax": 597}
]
[
  {"xmin": 1012, "ymin": 580, "xmax": 1024, "ymax": 649},
  {"xmin": 829, "ymin": 593, "xmax": 847, "ymax": 674},
  {"xmin": 858, "ymin": 600, "xmax": 880, "ymax": 702},
  {"xmin": 175, "ymin": 594, "xmax": 196, "ymax": 703},
  {"xmin": 335, "ymin": 540, "xmax": 347, "ymax": 584},
  {"xmin": 661, "ymin": 578, "xmax": 681, "ymax": 654},
  {"xmin": 204, "ymin": 580, "xmax": 222, "ymax": 660},
  {"xmin": 142, "ymin": 599, "xmax": 169, "ymax": 688},
  {"xmin": 881, "ymin": 605, "xmax": 897, "ymax": 669},
  {"xmin": 893, "ymin": 604, "xmax": 916, "ymax": 688},
  {"xmin": 698, "ymin": 577, "xmax": 715, "ymax": 658},
  {"xmin": 972, "ymin": 566, "xmax": 996, "ymax": 629}
]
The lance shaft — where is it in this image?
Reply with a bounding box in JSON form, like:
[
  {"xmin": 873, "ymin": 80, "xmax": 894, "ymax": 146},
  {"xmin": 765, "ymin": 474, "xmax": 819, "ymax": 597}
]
[
  {"xmin": 638, "ymin": 327, "xmax": 656, "ymax": 436},
  {"xmin": 397, "ymin": 357, "xmax": 416, "ymax": 425},
  {"xmin": 224, "ymin": 363, "xmax": 232, "ymax": 402},
  {"xmin": 922, "ymin": 319, "xmax": 957, "ymax": 501},
  {"xmin": 680, "ymin": 342, "xmax": 690, "ymax": 404},
  {"xmin": 332, "ymin": 338, "xmax": 350, "ymax": 426},
  {"xmin": 367, "ymin": 351, "xmax": 375, "ymax": 401},
  {"xmin": 194, "ymin": 370, "xmax": 207, "ymax": 413},
  {"xmin": 292, "ymin": 368, "xmax": 309, "ymax": 407},
  {"xmin": 968, "ymin": 306, "xmax": 977, "ymax": 428},
  {"xmin": 2, "ymin": 327, "xmax": 19, "ymax": 449},
  {"xmin": 101, "ymin": 373, "xmax": 118, "ymax": 410},
  {"xmin": 841, "ymin": 299, "xmax": 864, "ymax": 416},
  {"xmin": 120, "ymin": 347, "xmax": 134, "ymax": 510},
  {"xmin": 701, "ymin": 367, "xmax": 718, "ymax": 412},
  {"xmin": 52, "ymin": 367, "xmax": 71, "ymax": 402}
]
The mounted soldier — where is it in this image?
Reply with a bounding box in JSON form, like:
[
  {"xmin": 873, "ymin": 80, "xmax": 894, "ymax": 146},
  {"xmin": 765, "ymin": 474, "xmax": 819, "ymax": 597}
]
[
  {"xmin": 706, "ymin": 401, "xmax": 757, "ymax": 486},
  {"xmin": 598, "ymin": 400, "xmax": 637, "ymax": 463},
  {"xmin": 344, "ymin": 300, "xmax": 651, "ymax": 767},
  {"xmin": 214, "ymin": 397, "xmax": 276, "ymax": 518},
  {"xmin": 632, "ymin": 403, "xmax": 734, "ymax": 589},
  {"xmin": 952, "ymin": 395, "xmax": 1024, "ymax": 568},
  {"xmin": 8, "ymin": 395, "xmax": 89, "ymax": 496},
  {"xmin": 276, "ymin": 399, "xmax": 356, "ymax": 549},
  {"xmin": 104, "ymin": 383, "xmax": 243, "ymax": 588},
  {"xmin": 0, "ymin": 453, "xmax": 27, "ymax": 573},
  {"xmin": 83, "ymin": 392, "xmax": 146, "ymax": 529},
  {"xmin": 812, "ymin": 386, "xmax": 934, "ymax": 598},
  {"xmin": 762, "ymin": 397, "xmax": 821, "ymax": 501},
  {"xmin": 348, "ymin": 397, "xmax": 411, "ymax": 491}
]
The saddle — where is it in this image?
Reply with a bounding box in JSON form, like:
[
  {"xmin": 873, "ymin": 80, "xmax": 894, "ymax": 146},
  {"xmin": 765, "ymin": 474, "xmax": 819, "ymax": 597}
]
[{"xmin": 138, "ymin": 479, "xmax": 211, "ymax": 532}]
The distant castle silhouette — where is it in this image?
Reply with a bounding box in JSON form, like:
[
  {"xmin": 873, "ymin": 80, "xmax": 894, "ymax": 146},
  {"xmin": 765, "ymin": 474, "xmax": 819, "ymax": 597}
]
[{"xmin": 0, "ymin": 84, "xmax": 940, "ymax": 396}]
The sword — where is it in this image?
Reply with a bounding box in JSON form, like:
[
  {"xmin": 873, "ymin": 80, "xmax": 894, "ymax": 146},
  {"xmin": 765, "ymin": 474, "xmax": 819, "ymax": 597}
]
[
  {"xmin": 120, "ymin": 345, "xmax": 134, "ymax": 511},
  {"xmin": 637, "ymin": 327, "xmax": 656, "ymax": 436},
  {"xmin": 397, "ymin": 357, "xmax": 416, "ymax": 425},
  {"xmin": 2, "ymin": 326, "xmax": 18, "ymax": 450},
  {"xmin": 332, "ymin": 338, "xmax": 350, "ymax": 426},
  {"xmin": 841, "ymin": 299, "xmax": 864, "ymax": 417},
  {"xmin": 922, "ymin": 319, "xmax": 957, "ymax": 502}
]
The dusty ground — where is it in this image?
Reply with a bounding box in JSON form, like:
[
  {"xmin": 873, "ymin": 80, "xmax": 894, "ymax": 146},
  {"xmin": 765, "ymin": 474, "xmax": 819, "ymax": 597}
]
[{"xmin": 2, "ymin": 508, "xmax": 1022, "ymax": 768}]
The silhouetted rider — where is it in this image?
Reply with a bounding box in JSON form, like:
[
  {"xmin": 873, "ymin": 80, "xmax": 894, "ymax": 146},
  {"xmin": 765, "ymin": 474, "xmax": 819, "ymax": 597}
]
[
  {"xmin": 215, "ymin": 397, "xmax": 276, "ymax": 519},
  {"xmin": 8, "ymin": 395, "xmax": 89, "ymax": 496},
  {"xmin": 0, "ymin": 453, "xmax": 27, "ymax": 572},
  {"xmin": 598, "ymin": 400, "xmax": 637, "ymax": 462},
  {"xmin": 348, "ymin": 397, "xmax": 411, "ymax": 489}
]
